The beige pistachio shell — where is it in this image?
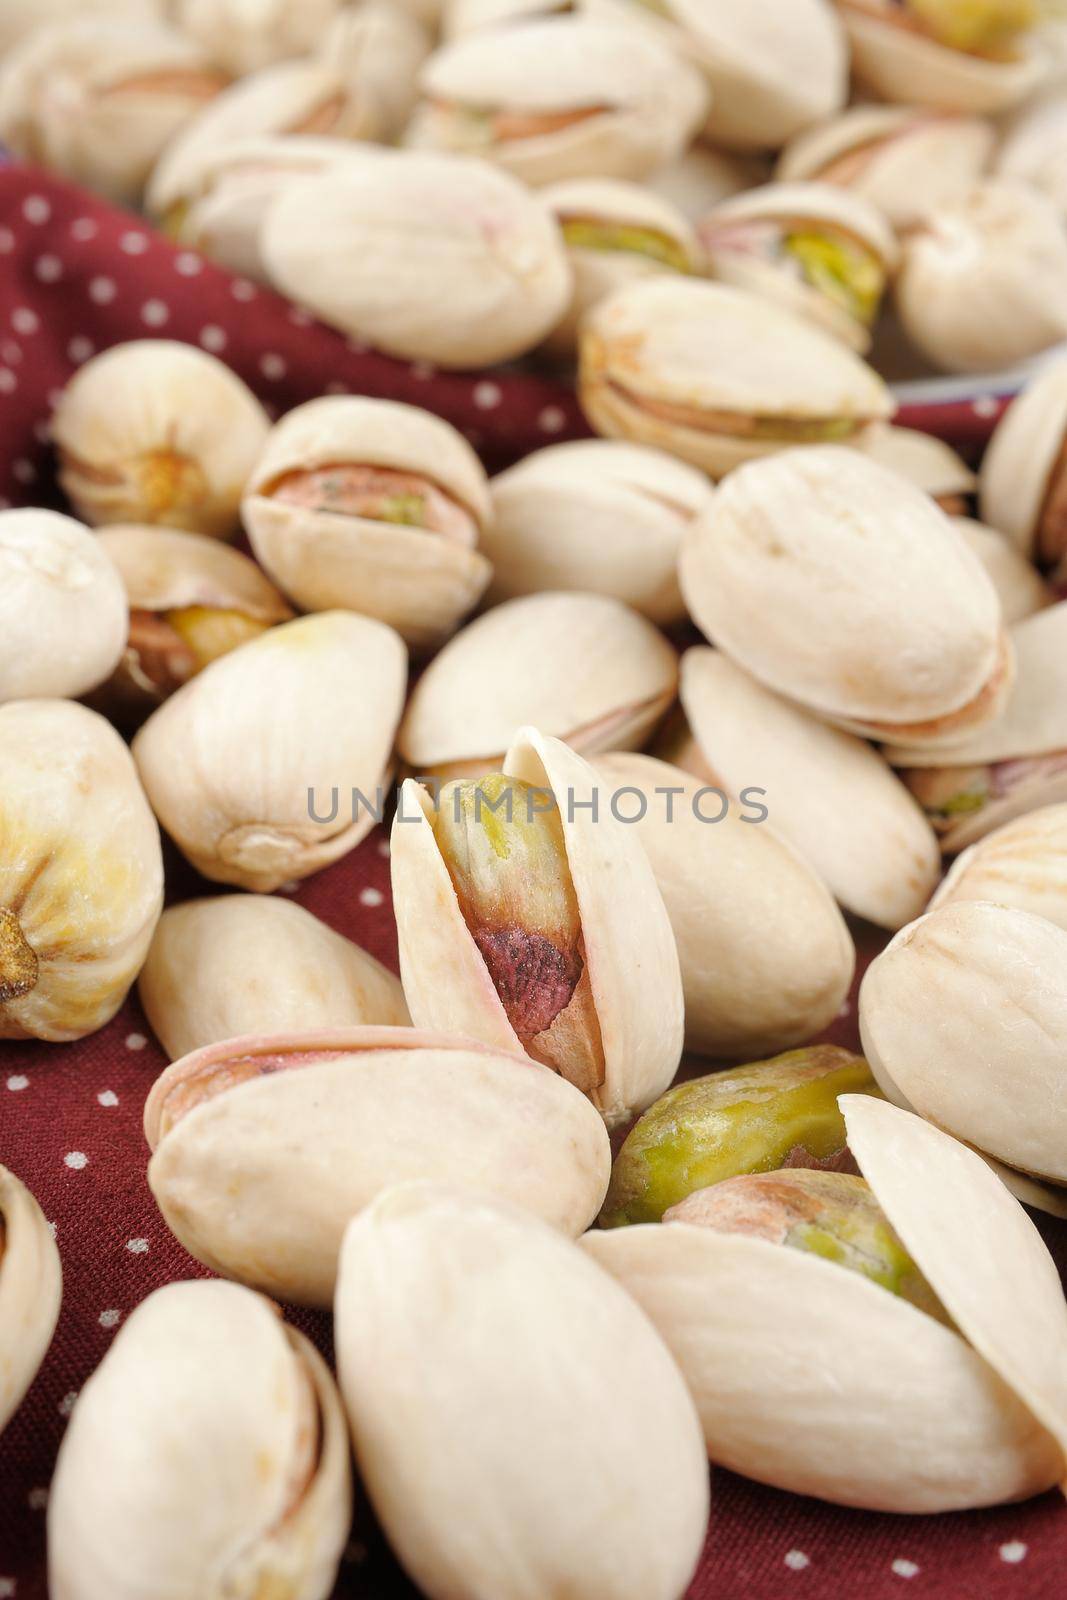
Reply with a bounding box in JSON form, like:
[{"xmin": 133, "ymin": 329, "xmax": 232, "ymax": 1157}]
[
  {"xmin": 335, "ymin": 1183, "xmax": 710, "ymax": 1600},
  {"xmin": 931, "ymin": 803, "xmax": 1067, "ymax": 930},
  {"xmin": 0, "ymin": 700, "xmax": 163, "ymax": 1042},
  {"xmin": 953, "ymin": 518, "xmax": 1053, "ymax": 624},
  {"xmin": 47, "ymin": 1280, "xmax": 352, "ymax": 1600},
  {"xmin": 145, "ymin": 1027, "xmax": 612, "ymax": 1305},
  {"xmin": 838, "ymin": 1, "xmax": 1048, "ymax": 113},
  {"xmin": 444, "ymin": 0, "xmax": 571, "ymax": 34},
  {"xmin": 174, "ymin": 0, "xmax": 343, "ymax": 75},
  {"xmin": 647, "ymin": 145, "xmax": 762, "ymax": 221},
  {"xmin": 97, "ymin": 524, "xmax": 291, "ymax": 621},
  {"xmin": 398, "ymin": 592, "xmax": 678, "ymax": 775},
  {"xmin": 132, "ymin": 611, "xmax": 407, "ymax": 891},
  {"xmin": 998, "ymin": 90, "xmax": 1067, "ymax": 214},
  {"xmin": 594, "ymin": 752, "xmax": 854, "ymax": 1057},
  {"xmin": 243, "ymin": 396, "xmax": 492, "ymax": 650},
  {"xmin": 485, "ymin": 440, "xmax": 713, "ymax": 623},
  {"xmin": 672, "ymin": 648, "xmax": 941, "ymax": 930},
  {"xmin": 52, "ymin": 342, "xmax": 270, "ymax": 541},
  {"xmin": 139, "ymin": 895, "xmax": 409, "ymax": 1061},
  {"xmin": 980, "ymin": 357, "xmax": 1067, "ymax": 559},
  {"xmin": 407, "ymin": 18, "xmax": 708, "ymax": 186},
  {"xmin": 852, "ymin": 423, "xmax": 977, "ymax": 508},
  {"xmin": 262, "ymin": 151, "xmax": 572, "ymax": 367},
  {"xmin": 0, "ymin": 0, "xmax": 162, "ymax": 56},
  {"xmin": 579, "ymin": 279, "xmax": 893, "ymax": 479},
  {"xmin": 0, "ymin": 510, "xmax": 126, "ymax": 702},
  {"xmin": 321, "ymin": 3, "xmax": 432, "ymax": 139},
  {"xmin": 0, "ymin": 1165, "xmax": 62, "ymax": 1436}
]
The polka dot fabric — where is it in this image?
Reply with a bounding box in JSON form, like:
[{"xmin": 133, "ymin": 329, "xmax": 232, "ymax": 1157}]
[{"xmin": 0, "ymin": 162, "xmax": 1064, "ymax": 1599}]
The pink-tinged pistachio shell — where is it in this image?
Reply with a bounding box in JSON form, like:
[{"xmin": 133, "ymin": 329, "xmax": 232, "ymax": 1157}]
[
  {"xmin": 175, "ymin": 0, "xmax": 343, "ymax": 76},
  {"xmin": 145, "ymin": 1026, "xmax": 611, "ymax": 1306},
  {"xmin": 853, "ymin": 423, "xmax": 976, "ymax": 511},
  {"xmin": 0, "ymin": 1164, "xmax": 62, "ymax": 1436},
  {"xmin": 931, "ymin": 803, "xmax": 1067, "ymax": 929},
  {"xmin": 953, "ymin": 519, "xmax": 1053, "ymax": 624},
  {"xmin": 335, "ymin": 1183, "xmax": 710, "ymax": 1600},
  {"xmin": 980, "ymin": 357, "xmax": 1067, "ymax": 565}
]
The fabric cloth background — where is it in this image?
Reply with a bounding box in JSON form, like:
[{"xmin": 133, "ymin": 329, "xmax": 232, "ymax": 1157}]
[{"xmin": 0, "ymin": 164, "xmax": 1062, "ymax": 1600}]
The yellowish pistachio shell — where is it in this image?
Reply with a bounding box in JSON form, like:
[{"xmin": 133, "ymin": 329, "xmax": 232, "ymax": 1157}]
[
  {"xmin": 931, "ymin": 803, "xmax": 1067, "ymax": 928},
  {"xmin": 0, "ymin": 1164, "xmax": 62, "ymax": 1436},
  {"xmin": 175, "ymin": 0, "xmax": 343, "ymax": 75}
]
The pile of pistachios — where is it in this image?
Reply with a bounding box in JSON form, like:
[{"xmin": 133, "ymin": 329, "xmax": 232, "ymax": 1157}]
[{"xmin": 5, "ymin": 2, "xmax": 1067, "ymax": 1598}]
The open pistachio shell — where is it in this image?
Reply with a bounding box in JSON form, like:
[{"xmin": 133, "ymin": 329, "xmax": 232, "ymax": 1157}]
[
  {"xmin": 852, "ymin": 422, "xmax": 977, "ymax": 512},
  {"xmin": 1, "ymin": 701, "xmax": 163, "ymax": 1042},
  {"xmin": 139, "ymin": 895, "xmax": 410, "ymax": 1061},
  {"xmin": 579, "ymin": 279, "xmax": 893, "ymax": 479},
  {"xmin": 335, "ymin": 1183, "xmax": 710, "ymax": 1600},
  {"xmin": 398, "ymin": 592, "xmax": 677, "ymax": 778},
  {"xmin": 132, "ymin": 611, "xmax": 407, "ymax": 891},
  {"xmin": 485, "ymin": 440, "xmax": 714, "ymax": 623},
  {"xmin": 0, "ymin": 1165, "xmax": 62, "ymax": 1436},
  {"xmin": 243, "ymin": 396, "xmax": 492, "ymax": 651},
  {"xmin": 931, "ymin": 803, "xmax": 1067, "ymax": 930},
  {"xmin": 594, "ymin": 752, "xmax": 854, "ymax": 1053},
  {"xmin": 952, "ymin": 518, "xmax": 1053, "ymax": 624},
  {"xmin": 47, "ymin": 1280, "xmax": 352, "ymax": 1600},
  {"xmin": 391, "ymin": 729, "xmax": 684, "ymax": 1126},
  {"xmin": 980, "ymin": 357, "xmax": 1067, "ymax": 568},
  {"xmin": 174, "ymin": 0, "xmax": 343, "ymax": 75},
  {"xmin": 145, "ymin": 1027, "xmax": 611, "ymax": 1305},
  {"xmin": 585, "ymin": 1097, "xmax": 1067, "ymax": 1512}
]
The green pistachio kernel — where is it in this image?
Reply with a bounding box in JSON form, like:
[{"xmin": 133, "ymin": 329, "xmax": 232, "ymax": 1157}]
[
  {"xmin": 783, "ymin": 230, "xmax": 886, "ymax": 328},
  {"xmin": 599, "ymin": 1046, "xmax": 876, "ymax": 1229},
  {"xmin": 751, "ymin": 414, "xmax": 861, "ymax": 443},
  {"xmin": 561, "ymin": 218, "xmax": 692, "ymax": 273},
  {"xmin": 906, "ymin": 0, "xmax": 1036, "ymax": 55},
  {"xmin": 378, "ymin": 493, "xmax": 427, "ymax": 527}
]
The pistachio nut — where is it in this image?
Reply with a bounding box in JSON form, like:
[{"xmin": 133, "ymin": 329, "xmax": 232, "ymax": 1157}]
[
  {"xmin": 485, "ymin": 440, "xmax": 714, "ymax": 623},
  {"xmin": 997, "ymin": 89, "xmax": 1067, "ymax": 215},
  {"xmin": 931, "ymin": 802, "xmax": 1067, "ymax": 930},
  {"xmin": 47, "ymin": 1280, "xmax": 352, "ymax": 1600},
  {"xmin": 896, "ymin": 180, "xmax": 1067, "ymax": 375},
  {"xmin": 445, "ymin": 0, "xmax": 574, "ymax": 33},
  {"xmin": 145, "ymin": 1027, "xmax": 611, "ymax": 1305},
  {"xmin": 585, "ymin": 1095, "xmax": 1067, "ymax": 1511},
  {"xmin": 953, "ymin": 517, "xmax": 1053, "ymax": 624},
  {"xmin": 261, "ymin": 150, "xmax": 572, "ymax": 367},
  {"xmin": 0, "ymin": 510, "xmax": 127, "ymax": 703},
  {"xmin": 646, "ymin": 144, "xmax": 762, "ymax": 222},
  {"xmin": 667, "ymin": 648, "xmax": 941, "ymax": 930},
  {"xmin": 391, "ymin": 729, "xmax": 684, "ymax": 1126},
  {"xmin": 835, "ymin": 0, "xmax": 1048, "ymax": 113},
  {"xmin": 541, "ymin": 178, "xmax": 701, "ymax": 357},
  {"xmin": 776, "ymin": 104, "xmax": 997, "ymax": 231},
  {"xmin": 680, "ymin": 447, "xmax": 1011, "ymax": 746},
  {"xmin": 243, "ymin": 396, "xmax": 492, "ymax": 651},
  {"xmin": 0, "ymin": 1164, "xmax": 62, "ymax": 1436},
  {"xmin": 322, "ymin": 3, "xmax": 433, "ymax": 139},
  {"xmin": 699, "ymin": 181, "xmax": 897, "ymax": 353},
  {"xmin": 335, "ymin": 1183, "xmax": 710, "ymax": 1600},
  {"xmin": 1, "ymin": 700, "xmax": 163, "ymax": 1042},
  {"xmin": 174, "ymin": 0, "xmax": 344, "ymax": 76},
  {"xmin": 92, "ymin": 524, "xmax": 292, "ymax": 727},
  {"xmin": 52, "ymin": 342, "xmax": 270, "ymax": 540},
  {"xmin": 0, "ymin": 19, "xmax": 227, "ymax": 204},
  {"xmin": 139, "ymin": 895, "xmax": 410, "ymax": 1061},
  {"xmin": 406, "ymin": 17, "xmax": 708, "ymax": 186},
  {"xmin": 600, "ymin": 1047, "xmax": 875, "ymax": 1228},
  {"xmin": 579, "ymin": 279, "xmax": 893, "ymax": 479},
  {"xmin": 980, "ymin": 357, "xmax": 1067, "ymax": 574},
  {"xmin": 0, "ymin": 0, "xmax": 163, "ymax": 56},
  {"xmin": 398, "ymin": 592, "xmax": 678, "ymax": 780},
  {"xmin": 852, "ymin": 421, "xmax": 977, "ymax": 513},
  {"xmin": 594, "ymin": 752, "xmax": 855, "ymax": 1052}
]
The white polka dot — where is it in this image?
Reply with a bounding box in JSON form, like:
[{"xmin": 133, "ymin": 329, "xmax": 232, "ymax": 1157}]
[
  {"xmin": 98, "ymin": 1309, "xmax": 121, "ymax": 1329},
  {"xmin": 125, "ymin": 1032, "xmax": 147, "ymax": 1052},
  {"xmin": 64, "ymin": 1151, "xmax": 88, "ymax": 1170},
  {"xmin": 174, "ymin": 251, "xmax": 203, "ymax": 276},
  {"xmin": 892, "ymin": 1560, "xmax": 919, "ymax": 1579},
  {"xmin": 97, "ymin": 1090, "xmax": 119, "ymax": 1108},
  {"xmin": 973, "ymin": 395, "xmax": 999, "ymax": 419},
  {"xmin": 23, "ymin": 194, "xmax": 51, "ymax": 224},
  {"xmin": 126, "ymin": 1238, "xmax": 149, "ymax": 1254},
  {"xmin": 539, "ymin": 405, "xmax": 566, "ymax": 434},
  {"xmin": 259, "ymin": 352, "xmax": 287, "ymax": 380},
  {"xmin": 377, "ymin": 838, "xmax": 391, "ymax": 859},
  {"xmin": 33, "ymin": 420, "xmax": 50, "ymax": 444},
  {"xmin": 324, "ymin": 380, "xmax": 349, "ymax": 395},
  {"xmin": 27, "ymin": 1488, "xmax": 48, "ymax": 1511},
  {"xmin": 47, "ymin": 388, "xmax": 64, "ymax": 409},
  {"xmin": 411, "ymin": 361, "xmax": 435, "ymax": 381},
  {"xmin": 12, "ymin": 459, "xmax": 36, "ymax": 485},
  {"xmin": 12, "ymin": 307, "xmax": 39, "ymax": 335},
  {"xmin": 288, "ymin": 306, "xmax": 312, "ymax": 327},
  {"xmin": 0, "ymin": 227, "xmax": 14, "ymax": 253},
  {"xmin": 120, "ymin": 231, "xmax": 149, "ymax": 255},
  {"xmin": 57, "ymin": 1391, "xmax": 78, "ymax": 1417},
  {"xmin": 200, "ymin": 325, "xmax": 227, "ymax": 353},
  {"xmin": 999, "ymin": 1542, "xmax": 1028, "ymax": 1565},
  {"xmin": 837, "ymin": 1000, "xmax": 851, "ymax": 1018},
  {"xmin": 34, "ymin": 254, "xmax": 62, "ymax": 283},
  {"xmin": 473, "ymin": 380, "xmax": 502, "ymax": 410},
  {"xmin": 231, "ymin": 279, "xmax": 257, "ymax": 302},
  {"xmin": 0, "ymin": 1577, "xmax": 15, "ymax": 1597},
  {"xmin": 70, "ymin": 217, "xmax": 98, "ymax": 242},
  {"xmin": 359, "ymin": 887, "xmax": 384, "ymax": 908},
  {"xmin": 89, "ymin": 276, "xmax": 116, "ymax": 304},
  {"xmin": 784, "ymin": 1551, "xmax": 810, "ymax": 1572},
  {"xmin": 6, "ymin": 1075, "xmax": 28, "ymax": 1092},
  {"xmin": 0, "ymin": 370, "xmax": 17, "ymax": 395},
  {"xmin": 344, "ymin": 335, "xmax": 368, "ymax": 355},
  {"xmin": 68, "ymin": 337, "xmax": 95, "ymax": 364},
  {"xmin": 141, "ymin": 299, "xmax": 170, "ymax": 328}
]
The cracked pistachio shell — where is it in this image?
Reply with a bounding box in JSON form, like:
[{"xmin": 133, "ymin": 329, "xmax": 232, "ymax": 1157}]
[
  {"xmin": 408, "ymin": 19, "xmax": 708, "ymax": 187},
  {"xmin": 585, "ymin": 1096, "xmax": 1067, "ymax": 1512},
  {"xmin": 322, "ymin": 4, "xmax": 433, "ymax": 139},
  {"xmin": 47, "ymin": 1280, "xmax": 352, "ymax": 1600},
  {"xmin": 670, "ymin": 649, "xmax": 941, "ymax": 930},
  {"xmin": 776, "ymin": 104, "xmax": 996, "ymax": 231},
  {"xmin": 0, "ymin": 1165, "xmax": 62, "ymax": 1436},
  {"xmin": 391, "ymin": 729, "xmax": 684, "ymax": 1127},
  {"xmin": 485, "ymin": 440, "xmax": 714, "ymax": 623},
  {"xmin": 594, "ymin": 752, "xmax": 854, "ymax": 1053},
  {"xmin": 262, "ymin": 151, "xmax": 571, "ymax": 367},
  {"xmin": 243, "ymin": 396, "xmax": 492, "ymax": 651},
  {"xmin": 132, "ymin": 611, "xmax": 407, "ymax": 892},
  {"xmin": 138, "ymin": 895, "xmax": 409, "ymax": 1061},
  {"xmin": 335, "ymin": 1183, "xmax": 709, "ymax": 1600},
  {"xmin": 0, "ymin": 20, "xmax": 227, "ymax": 204},
  {"xmin": 600, "ymin": 1046, "xmax": 875, "ymax": 1228},
  {"xmin": 174, "ymin": 0, "xmax": 343, "ymax": 75},
  {"xmin": 0, "ymin": 510, "xmax": 126, "ymax": 702},
  {"xmin": 852, "ymin": 423, "xmax": 977, "ymax": 511},
  {"xmin": 579, "ymin": 279, "xmax": 893, "ymax": 479},
  {"xmin": 145, "ymin": 1027, "xmax": 611, "ymax": 1305},
  {"xmin": 931, "ymin": 803, "xmax": 1067, "ymax": 930},
  {"xmin": 896, "ymin": 181, "xmax": 1067, "ymax": 375},
  {"xmin": 0, "ymin": 701, "xmax": 163, "ymax": 1042},
  {"xmin": 980, "ymin": 357, "xmax": 1067, "ymax": 566},
  {"xmin": 53, "ymin": 342, "xmax": 270, "ymax": 540},
  {"xmin": 681, "ymin": 448, "xmax": 1010, "ymax": 741},
  {"xmin": 952, "ymin": 518, "xmax": 1053, "ymax": 624}
]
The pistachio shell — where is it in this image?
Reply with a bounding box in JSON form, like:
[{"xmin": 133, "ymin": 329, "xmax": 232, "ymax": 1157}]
[
  {"xmin": 579, "ymin": 279, "xmax": 893, "ymax": 479},
  {"xmin": 0, "ymin": 0, "xmax": 162, "ymax": 55},
  {"xmin": 0, "ymin": 701, "xmax": 163, "ymax": 1042},
  {"xmin": 852, "ymin": 422, "xmax": 977, "ymax": 509},
  {"xmin": 398, "ymin": 592, "xmax": 678, "ymax": 775},
  {"xmin": 262, "ymin": 150, "xmax": 572, "ymax": 367},
  {"xmin": 322, "ymin": 3, "xmax": 433, "ymax": 138},
  {"xmin": 145, "ymin": 1027, "xmax": 612, "ymax": 1305},
  {"xmin": 446, "ymin": 0, "xmax": 578, "ymax": 34},
  {"xmin": 646, "ymin": 145, "xmax": 761, "ymax": 222},
  {"xmin": 931, "ymin": 803, "xmax": 1067, "ymax": 929},
  {"xmin": 138, "ymin": 895, "xmax": 410, "ymax": 1060},
  {"xmin": 594, "ymin": 752, "xmax": 854, "ymax": 1051},
  {"xmin": 980, "ymin": 357, "xmax": 1067, "ymax": 561},
  {"xmin": 997, "ymin": 90, "xmax": 1067, "ymax": 214},
  {"xmin": 0, "ymin": 1164, "xmax": 62, "ymax": 1436},
  {"xmin": 47, "ymin": 1280, "xmax": 352, "ymax": 1600},
  {"xmin": 132, "ymin": 611, "xmax": 407, "ymax": 891},
  {"xmin": 485, "ymin": 440, "xmax": 714, "ymax": 622},
  {"xmin": 335, "ymin": 1183, "xmax": 710, "ymax": 1600},
  {"xmin": 174, "ymin": 0, "xmax": 343, "ymax": 75},
  {"xmin": 953, "ymin": 518, "xmax": 1053, "ymax": 624}
]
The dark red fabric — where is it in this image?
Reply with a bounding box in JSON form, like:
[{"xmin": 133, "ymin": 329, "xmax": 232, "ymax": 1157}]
[{"xmin": 0, "ymin": 164, "xmax": 1064, "ymax": 1600}]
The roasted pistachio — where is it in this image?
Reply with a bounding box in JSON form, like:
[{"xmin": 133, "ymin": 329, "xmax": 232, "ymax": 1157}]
[
  {"xmin": 852, "ymin": 422, "xmax": 977, "ymax": 512},
  {"xmin": 931, "ymin": 802, "xmax": 1067, "ymax": 929},
  {"xmin": 980, "ymin": 357, "xmax": 1067, "ymax": 575},
  {"xmin": 0, "ymin": 1164, "xmax": 62, "ymax": 1436},
  {"xmin": 174, "ymin": 0, "xmax": 344, "ymax": 75},
  {"xmin": 953, "ymin": 517, "xmax": 1053, "ymax": 623},
  {"xmin": 322, "ymin": 2, "xmax": 432, "ymax": 138}
]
